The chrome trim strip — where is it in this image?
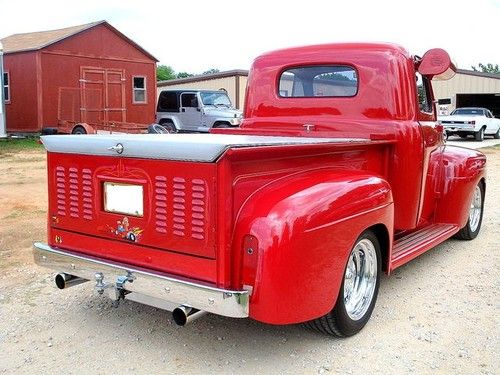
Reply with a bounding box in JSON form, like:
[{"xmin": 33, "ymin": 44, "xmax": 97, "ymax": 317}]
[
  {"xmin": 33, "ymin": 242, "xmax": 249, "ymax": 318},
  {"xmin": 41, "ymin": 134, "xmax": 370, "ymax": 162}
]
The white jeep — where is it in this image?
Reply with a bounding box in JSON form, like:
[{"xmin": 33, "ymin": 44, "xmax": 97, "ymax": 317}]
[{"xmin": 156, "ymin": 90, "xmax": 242, "ymax": 133}]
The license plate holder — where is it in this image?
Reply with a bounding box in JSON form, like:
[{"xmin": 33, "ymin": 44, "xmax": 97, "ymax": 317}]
[{"xmin": 103, "ymin": 182, "xmax": 144, "ymax": 217}]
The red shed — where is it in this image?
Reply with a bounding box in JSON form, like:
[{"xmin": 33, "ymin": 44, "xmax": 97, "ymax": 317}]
[{"xmin": 1, "ymin": 21, "xmax": 158, "ymax": 134}]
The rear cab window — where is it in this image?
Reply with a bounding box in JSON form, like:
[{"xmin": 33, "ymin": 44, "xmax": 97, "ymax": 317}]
[{"xmin": 279, "ymin": 66, "xmax": 358, "ymax": 98}]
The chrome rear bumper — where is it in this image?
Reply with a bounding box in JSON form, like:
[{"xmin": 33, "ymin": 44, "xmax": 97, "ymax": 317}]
[{"xmin": 33, "ymin": 242, "xmax": 249, "ymax": 318}]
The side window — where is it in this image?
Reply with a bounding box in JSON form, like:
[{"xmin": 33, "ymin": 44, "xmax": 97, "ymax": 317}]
[
  {"xmin": 133, "ymin": 76, "xmax": 146, "ymax": 103},
  {"xmin": 416, "ymin": 73, "xmax": 432, "ymax": 113},
  {"xmin": 486, "ymin": 110, "xmax": 493, "ymax": 118},
  {"xmin": 279, "ymin": 66, "xmax": 358, "ymax": 97},
  {"xmin": 181, "ymin": 93, "xmax": 198, "ymax": 108},
  {"xmin": 158, "ymin": 92, "xmax": 178, "ymax": 112},
  {"xmin": 3, "ymin": 72, "xmax": 10, "ymax": 102}
]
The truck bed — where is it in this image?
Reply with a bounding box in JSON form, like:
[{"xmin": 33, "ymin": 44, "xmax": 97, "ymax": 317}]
[{"xmin": 42, "ymin": 134, "xmax": 391, "ymax": 287}]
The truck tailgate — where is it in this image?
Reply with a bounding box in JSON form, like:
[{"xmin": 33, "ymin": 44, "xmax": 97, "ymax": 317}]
[{"xmin": 47, "ymin": 153, "xmax": 217, "ymax": 259}]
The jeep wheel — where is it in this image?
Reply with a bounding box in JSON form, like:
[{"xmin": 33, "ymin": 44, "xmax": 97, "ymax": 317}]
[
  {"xmin": 303, "ymin": 230, "xmax": 381, "ymax": 337},
  {"xmin": 160, "ymin": 121, "xmax": 178, "ymax": 133},
  {"xmin": 213, "ymin": 122, "xmax": 230, "ymax": 128},
  {"xmin": 474, "ymin": 128, "xmax": 484, "ymax": 141},
  {"xmin": 454, "ymin": 181, "xmax": 484, "ymax": 240}
]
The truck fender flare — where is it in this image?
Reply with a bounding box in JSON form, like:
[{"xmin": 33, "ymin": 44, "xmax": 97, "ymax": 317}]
[{"xmin": 232, "ymin": 168, "xmax": 393, "ymax": 324}]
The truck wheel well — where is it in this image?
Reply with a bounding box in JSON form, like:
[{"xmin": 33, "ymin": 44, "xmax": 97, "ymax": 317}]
[{"xmin": 369, "ymin": 224, "xmax": 390, "ymax": 273}]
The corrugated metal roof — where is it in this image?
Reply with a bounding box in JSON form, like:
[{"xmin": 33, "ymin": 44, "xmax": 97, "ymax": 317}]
[
  {"xmin": 0, "ymin": 20, "xmax": 158, "ymax": 61},
  {"xmin": 158, "ymin": 69, "xmax": 249, "ymax": 87},
  {"xmin": 457, "ymin": 69, "xmax": 500, "ymax": 80}
]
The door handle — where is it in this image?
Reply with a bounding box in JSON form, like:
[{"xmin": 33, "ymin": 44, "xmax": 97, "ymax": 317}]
[
  {"xmin": 107, "ymin": 143, "xmax": 124, "ymax": 154},
  {"xmin": 181, "ymin": 108, "xmax": 186, "ymax": 112}
]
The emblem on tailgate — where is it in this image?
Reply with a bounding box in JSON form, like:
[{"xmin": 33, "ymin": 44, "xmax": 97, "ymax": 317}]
[{"xmin": 109, "ymin": 216, "xmax": 143, "ymax": 242}]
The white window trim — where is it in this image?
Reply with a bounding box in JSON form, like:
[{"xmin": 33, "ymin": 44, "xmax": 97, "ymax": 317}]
[
  {"xmin": 132, "ymin": 76, "xmax": 147, "ymax": 104},
  {"xmin": 3, "ymin": 71, "xmax": 10, "ymax": 104}
]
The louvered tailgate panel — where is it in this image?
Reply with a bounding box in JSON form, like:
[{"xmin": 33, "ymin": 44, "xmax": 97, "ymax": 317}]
[{"xmin": 47, "ymin": 153, "xmax": 217, "ymax": 259}]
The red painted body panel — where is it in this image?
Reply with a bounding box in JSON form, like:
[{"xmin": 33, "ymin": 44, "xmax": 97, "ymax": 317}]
[
  {"xmin": 42, "ymin": 43, "xmax": 487, "ymax": 325},
  {"xmin": 233, "ymin": 170, "xmax": 393, "ymax": 323},
  {"xmin": 47, "ymin": 153, "xmax": 217, "ymax": 260},
  {"xmin": 4, "ymin": 24, "xmax": 156, "ymax": 133}
]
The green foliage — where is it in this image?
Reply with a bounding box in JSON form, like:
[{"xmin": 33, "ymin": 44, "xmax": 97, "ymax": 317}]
[
  {"xmin": 0, "ymin": 137, "xmax": 43, "ymax": 154},
  {"xmin": 156, "ymin": 65, "xmax": 222, "ymax": 81},
  {"xmin": 318, "ymin": 72, "xmax": 352, "ymax": 81},
  {"xmin": 176, "ymin": 72, "xmax": 194, "ymax": 79},
  {"xmin": 156, "ymin": 65, "xmax": 176, "ymax": 81},
  {"xmin": 471, "ymin": 63, "xmax": 500, "ymax": 74},
  {"xmin": 202, "ymin": 68, "xmax": 220, "ymax": 75}
]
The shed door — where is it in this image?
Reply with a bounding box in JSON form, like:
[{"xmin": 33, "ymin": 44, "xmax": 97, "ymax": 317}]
[
  {"xmin": 80, "ymin": 69, "xmax": 105, "ymax": 125},
  {"xmin": 81, "ymin": 68, "xmax": 126, "ymax": 126},
  {"xmin": 105, "ymin": 70, "xmax": 126, "ymax": 123}
]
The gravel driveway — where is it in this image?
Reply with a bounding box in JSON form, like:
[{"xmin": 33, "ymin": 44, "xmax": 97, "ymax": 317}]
[{"xmin": 0, "ymin": 147, "xmax": 498, "ymax": 375}]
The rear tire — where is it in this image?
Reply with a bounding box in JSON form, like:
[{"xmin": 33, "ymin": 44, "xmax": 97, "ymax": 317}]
[
  {"xmin": 474, "ymin": 128, "xmax": 484, "ymax": 141},
  {"xmin": 454, "ymin": 181, "xmax": 485, "ymax": 240},
  {"xmin": 303, "ymin": 230, "xmax": 381, "ymax": 337},
  {"xmin": 72, "ymin": 125, "xmax": 87, "ymax": 135},
  {"xmin": 494, "ymin": 128, "xmax": 500, "ymax": 139},
  {"xmin": 159, "ymin": 120, "xmax": 178, "ymax": 133}
]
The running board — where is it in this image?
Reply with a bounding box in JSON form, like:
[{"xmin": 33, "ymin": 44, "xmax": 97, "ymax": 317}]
[{"xmin": 390, "ymin": 223, "xmax": 459, "ymax": 270}]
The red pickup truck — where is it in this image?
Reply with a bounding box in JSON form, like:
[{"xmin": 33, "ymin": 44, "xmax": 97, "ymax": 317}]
[{"xmin": 34, "ymin": 43, "xmax": 486, "ymax": 337}]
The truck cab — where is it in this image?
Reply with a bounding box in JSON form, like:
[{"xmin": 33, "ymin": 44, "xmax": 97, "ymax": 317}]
[
  {"xmin": 156, "ymin": 89, "xmax": 243, "ymax": 133},
  {"xmin": 35, "ymin": 43, "xmax": 486, "ymax": 337}
]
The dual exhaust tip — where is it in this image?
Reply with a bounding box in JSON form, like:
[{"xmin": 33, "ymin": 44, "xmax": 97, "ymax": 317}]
[{"xmin": 54, "ymin": 273, "xmax": 207, "ymax": 326}]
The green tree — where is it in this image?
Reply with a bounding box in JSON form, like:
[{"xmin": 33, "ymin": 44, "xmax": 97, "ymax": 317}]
[
  {"xmin": 157, "ymin": 65, "xmax": 176, "ymax": 81},
  {"xmin": 202, "ymin": 68, "xmax": 220, "ymax": 75},
  {"xmin": 176, "ymin": 72, "xmax": 194, "ymax": 79},
  {"xmin": 471, "ymin": 63, "xmax": 500, "ymax": 74}
]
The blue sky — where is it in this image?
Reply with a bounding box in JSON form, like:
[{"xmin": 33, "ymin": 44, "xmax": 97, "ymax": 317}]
[{"xmin": 1, "ymin": 0, "xmax": 499, "ymax": 73}]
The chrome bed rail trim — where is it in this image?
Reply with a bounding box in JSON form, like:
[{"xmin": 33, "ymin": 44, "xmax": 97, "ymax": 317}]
[
  {"xmin": 41, "ymin": 134, "xmax": 370, "ymax": 162},
  {"xmin": 33, "ymin": 242, "xmax": 249, "ymax": 318}
]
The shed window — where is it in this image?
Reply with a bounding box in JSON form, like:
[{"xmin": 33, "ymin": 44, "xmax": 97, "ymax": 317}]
[
  {"xmin": 3, "ymin": 72, "xmax": 10, "ymax": 102},
  {"xmin": 279, "ymin": 66, "xmax": 358, "ymax": 97},
  {"xmin": 133, "ymin": 76, "xmax": 146, "ymax": 103}
]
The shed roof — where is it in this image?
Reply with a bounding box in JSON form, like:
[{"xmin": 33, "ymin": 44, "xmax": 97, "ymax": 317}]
[{"xmin": 1, "ymin": 20, "xmax": 158, "ymax": 61}]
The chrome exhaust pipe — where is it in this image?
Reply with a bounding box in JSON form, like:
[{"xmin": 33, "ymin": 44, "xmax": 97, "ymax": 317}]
[
  {"xmin": 55, "ymin": 273, "xmax": 87, "ymax": 289},
  {"xmin": 172, "ymin": 305, "xmax": 207, "ymax": 326}
]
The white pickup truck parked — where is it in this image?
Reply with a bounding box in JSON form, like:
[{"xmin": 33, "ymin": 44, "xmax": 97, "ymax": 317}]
[{"xmin": 439, "ymin": 107, "xmax": 500, "ymax": 141}]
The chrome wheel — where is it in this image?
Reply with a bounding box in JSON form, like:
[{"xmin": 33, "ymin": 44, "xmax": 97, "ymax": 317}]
[
  {"xmin": 343, "ymin": 238, "xmax": 378, "ymax": 321},
  {"xmin": 469, "ymin": 185, "xmax": 482, "ymax": 232}
]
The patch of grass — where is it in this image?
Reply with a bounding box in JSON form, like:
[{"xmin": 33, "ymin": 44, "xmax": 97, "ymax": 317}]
[
  {"xmin": 0, "ymin": 137, "xmax": 44, "ymax": 154},
  {"xmin": 481, "ymin": 143, "xmax": 500, "ymax": 152}
]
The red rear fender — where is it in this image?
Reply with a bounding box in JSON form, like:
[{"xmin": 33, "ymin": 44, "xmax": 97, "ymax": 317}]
[{"xmin": 232, "ymin": 169, "xmax": 393, "ymax": 324}]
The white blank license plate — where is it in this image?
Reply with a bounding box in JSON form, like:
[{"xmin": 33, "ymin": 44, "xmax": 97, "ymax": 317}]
[{"xmin": 104, "ymin": 182, "xmax": 144, "ymax": 217}]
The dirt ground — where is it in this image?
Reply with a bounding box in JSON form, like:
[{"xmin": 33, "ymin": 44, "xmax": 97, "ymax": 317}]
[{"xmin": 0, "ymin": 147, "xmax": 498, "ymax": 375}]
